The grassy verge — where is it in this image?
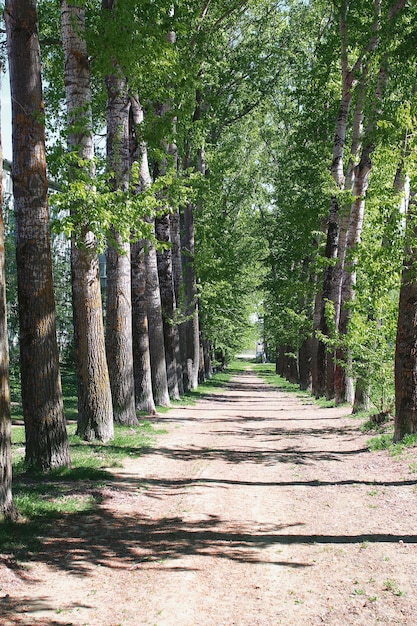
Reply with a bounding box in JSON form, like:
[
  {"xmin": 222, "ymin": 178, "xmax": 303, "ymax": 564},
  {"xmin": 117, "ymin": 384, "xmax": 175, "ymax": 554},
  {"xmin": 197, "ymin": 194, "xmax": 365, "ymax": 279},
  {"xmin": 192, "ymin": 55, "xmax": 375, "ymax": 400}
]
[
  {"xmin": 6, "ymin": 367, "xmax": 165, "ymax": 554},
  {"xmin": 7, "ymin": 420, "xmax": 163, "ymax": 550},
  {"xmin": 249, "ymin": 362, "xmax": 417, "ymax": 458},
  {"xmin": 250, "ymin": 361, "xmax": 340, "ymax": 408},
  {"xmin": 5, "ymin": 362, "xmax": 236, "ymax": 554}
]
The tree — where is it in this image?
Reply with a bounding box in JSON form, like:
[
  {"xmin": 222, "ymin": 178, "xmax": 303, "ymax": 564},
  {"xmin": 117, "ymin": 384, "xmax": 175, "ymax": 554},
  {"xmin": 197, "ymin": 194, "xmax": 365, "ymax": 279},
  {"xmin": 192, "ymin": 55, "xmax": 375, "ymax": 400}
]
[
  {"xmin": 394, "ymin": 194, "xmax": 417, "ymax": 440},
  {"xmin": 5, "ymin": 0, "xmax": 71, "ymax": 470},
  {"xmin": 146, "ymin": 227, "xmax": 171, "ymax": 407},
  {"xmin": 0, "ymin": 69, "xmax": 16, "ymax": 519},
  {"xmin": 314, "ymin": 0, "xmax": 408, "ymax": 401},
  {"xmin": 61, "ymin": 0, "xmax": 114, "ymax": 442},
  {"xmin": 130, "ymin": 96, "xmax": 156, "ymax": 415},
  {"xmin": 154, "ymin": 99, "xmax": 182, "ymax": 401},
  {"xmin": 103, "ymin": 0, "xmax": 137, "ymax": 425},
  {"xmin": 313, "ymin": 0, "xmax": 380, "ymax": 399}
]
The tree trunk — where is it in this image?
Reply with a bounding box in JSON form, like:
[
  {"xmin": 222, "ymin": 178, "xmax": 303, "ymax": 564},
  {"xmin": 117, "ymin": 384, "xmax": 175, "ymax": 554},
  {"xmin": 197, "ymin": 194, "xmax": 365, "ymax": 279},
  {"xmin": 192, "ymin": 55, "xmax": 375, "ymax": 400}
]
[
  {"xmin": 156, "ymin": 214, "xmax": 180, "ymax": 400},
  {"xmin": 129, "ymin": 95, "xmax": 156, "ymax": 414},
  {"xmin": 334, "ymin": 61, "xmax": 388, "ymax": 404},
  {"xmin": 181, "ymin": 201, "xmax": 200, "ymax": 390},
  {"xmin": 298, "ymin": 336, "xmax": 312, "ymax": 392},
  {"xmin": 170, "ymin": 209, "xmax": 188, "ymax": 391},
  {"xmin": 129, "ymin": 100, "xmax": 170, "ymax": 408},
  {"xmin": 394, "ymin": 206, "xmax": 417, "ymax": 441},
  {"xmin": 288, "ymin": 353, "xmax": 299, "ymax": 385},
  {"xmin": 316, "ymin": 196, "xmax": 340, "ymax": 398},
  {"xmin": 61, "ymin": 0, "xmax": 113, "ymax": 442},
  {"xmin": 203, "ymin": 338, "xmax": 213, "ymax": 380},
  {"xmin": 104, "ymin": 60, "xmax": 137, "ymax": 425},
  {"xmin": 314, "ymin": 1, "xmax": 380, "ymax": 400},
  {"xmin": 334, "ymin": 145, "xmax": 371, "ymax": 404},
  {"xmin": 311, "ymin": 287, "xmax": 322, "ymax": 397},
  {"xmin": 153, "ymin": 98, "xmax": 182, "ymax": 400},
  {"xmin": 6, "ymin": 0, "xmax": 71, "ymax": 469},
  {"xmin": 131, "ymin": 239, "xmax": 156, "ymax": 414},
  {"xmin": 146, "ymin": 229, "xmax": 171, "ymax": 407},
  {"xmin": 0, "ymin": 85, "xmax": 16, "ymax": 519},
  {"xmin": 352, "ymin": 376, "xmax": 370, "ymax": 414}
]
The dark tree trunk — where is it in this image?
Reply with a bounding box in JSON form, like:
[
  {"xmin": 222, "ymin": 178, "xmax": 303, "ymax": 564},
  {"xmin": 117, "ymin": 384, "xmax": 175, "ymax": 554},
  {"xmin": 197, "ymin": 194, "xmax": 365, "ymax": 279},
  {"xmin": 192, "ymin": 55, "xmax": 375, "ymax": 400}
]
[
  {"xmin": 6, "ymin": 0, "xmax": 71, "ymax": 469},
  {"xmin": 131, "ymin": 239, "xmax": 156, "ymax": 414},
  {"xmin": 181, "ymin": 203, "xmax": 200, "ymax": 390},
  {"xmin": 203, "ymin": 338, "xmax": 213, "ymax": 380},
  {"xmin": 394, "ymin": 206, "xmax": 417, "ymax": 441},
  {"xmin": 156, "ymin": 214, "xmax": 180, "ymax": 400},
  {"xmin": 352, "ymin": 377, "xmax": 370, "ymax": 414},
  {"xmin": 298, "ymin": 336, "xmax": 312, "ymax": 392},
  {"xmin": 276, "ymin": 347, "xmax": 285, "ymax": 377},
  {"xmin": 0, "ymin": 88, "xmax": 16, "ymax": 519},
  {"xmin": 170, "ymin": 209, "xmax": 187, "ymax": 391},
  {"xmin": 61, "ymin": 0, "xmax": 113, "ymax": 442},
  {"xmin": 152, "ymin": 96, "xmax": 183, "ymax": 399},
  {"xmin": 198, "ymin": 333, "xmax": 206, "ymax": 384},
  {"xmin": 316, "ymin": 196, "xmax": 340, "ymax": 399},
  {"xmin": 311, "ymin": 289, "xmax": 322, "ymax": 396}
]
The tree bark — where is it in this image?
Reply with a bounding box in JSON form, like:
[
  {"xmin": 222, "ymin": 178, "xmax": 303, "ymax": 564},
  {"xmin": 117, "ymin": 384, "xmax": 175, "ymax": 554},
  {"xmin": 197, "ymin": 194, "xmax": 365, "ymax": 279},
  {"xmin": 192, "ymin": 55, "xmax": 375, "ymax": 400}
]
[
  {"xmin": 334, "ymin": 144, "xmax": 371, "ymax": 404},
  {"xmin": 314, "ymin": 1, "xmax": 380, "ymax": 400},
  {"xmin": 170, "ymin": 209, "xmax": 188, "ymax": 391},
  {"xmin": 335, "ymin": 60, "xmax": 388, "ymax": 404},
  {"xmin": 104, "ymin": 47, "xmax": 137, "ymax": 425},
  {"xmin": 129, "ymin": 96, "xmax": 156, "ymax": 414},
  {"xmin": 6, "ymin": 0, "xmax": 71, "ymax": 469},
  {"xmin": 181, "ymin": 201, "xmax": 200, "ymax": 390},
  {"xmin": 61, "ymin": 0, "xmax": 113, "ymax": 442},
  {"xmin": 156, "ymin": 214, "xmax": 180, "ymax": 400},
  {"xmin": 394, "ymin": 202, "xmax": 417, "ymax": 441},
  {"xmin": 0, "ymin": 81, "xmax": 16, "ymax": 519},
  {"xmin": 146, "ymin": 228, "xmax": 171, "ymax": 407},
  {"xmin": 298, "ymin": 336, "xmax": 312, "ymax": 392},
  {"xmin": 153, "ymin": 99, "xmax": 182, "ymax": 400},
  {"xmin": 131, "ymin": 239, "xmax": 156, "ymax": 414}
]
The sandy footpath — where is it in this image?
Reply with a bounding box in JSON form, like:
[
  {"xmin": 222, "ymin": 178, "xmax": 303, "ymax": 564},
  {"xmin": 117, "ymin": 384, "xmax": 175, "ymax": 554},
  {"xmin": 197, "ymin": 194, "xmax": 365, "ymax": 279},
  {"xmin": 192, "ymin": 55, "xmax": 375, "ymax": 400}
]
[{"xmin": 1, "ymin": 368, "xmax": 416, "ymax": 625}]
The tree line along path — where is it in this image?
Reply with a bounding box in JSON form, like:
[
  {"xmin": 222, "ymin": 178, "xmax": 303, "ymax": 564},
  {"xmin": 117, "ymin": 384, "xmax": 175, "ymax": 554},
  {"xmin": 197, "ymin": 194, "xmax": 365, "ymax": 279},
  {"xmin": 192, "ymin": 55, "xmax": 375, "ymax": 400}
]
[{"xmin": 1, "ymin": 366, "xmax": 416, "ymax": 625}]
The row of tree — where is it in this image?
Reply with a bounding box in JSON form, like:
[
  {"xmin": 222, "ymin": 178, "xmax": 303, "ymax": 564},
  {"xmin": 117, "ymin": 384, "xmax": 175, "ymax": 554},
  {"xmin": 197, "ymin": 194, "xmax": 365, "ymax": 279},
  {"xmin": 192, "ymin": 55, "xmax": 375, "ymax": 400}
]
[
  {"xmin": 2, "ymin": 0, "xmax": 417, "ymax": 521},
  {"xmin": 0, "ymin": 0, "xmax": 272, "ymax": 518},
  {"xmin": 258, "ymin": 0, "xmax": 417, "ymax": 440}
]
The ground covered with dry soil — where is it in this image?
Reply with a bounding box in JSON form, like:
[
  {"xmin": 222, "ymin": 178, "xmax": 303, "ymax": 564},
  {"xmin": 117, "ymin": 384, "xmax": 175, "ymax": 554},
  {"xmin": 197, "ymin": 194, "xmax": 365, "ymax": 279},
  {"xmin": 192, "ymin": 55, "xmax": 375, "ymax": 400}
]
[{"xmin": 1, "ymin": 367, "xmax": 416, "ymax": 625}]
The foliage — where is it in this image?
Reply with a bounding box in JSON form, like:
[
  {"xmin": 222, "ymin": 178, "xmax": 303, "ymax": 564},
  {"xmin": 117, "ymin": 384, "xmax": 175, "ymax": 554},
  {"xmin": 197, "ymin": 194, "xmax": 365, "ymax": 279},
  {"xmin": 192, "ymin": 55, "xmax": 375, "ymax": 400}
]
[
  {"xmin": 250, "ymin": 0, "xmax": 342, "ymax": 356},
  {"xmin": 4, "ymin": 0, "xmax": 417, "ymax": 425},
  {"xmin": 195, "ymin": 117, "xmax": 266, "ymax": 362},
  {"xmin": 50, "ymin": 156, "xmax": 197, "ymax": 251}
]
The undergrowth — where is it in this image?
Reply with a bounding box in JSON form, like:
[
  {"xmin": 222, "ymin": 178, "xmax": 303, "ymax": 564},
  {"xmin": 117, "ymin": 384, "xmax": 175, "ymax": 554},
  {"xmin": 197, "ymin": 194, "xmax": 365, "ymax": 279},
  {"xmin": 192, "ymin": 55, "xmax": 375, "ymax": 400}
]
[{"xmin": 367, "ymin": 432, "xmax": 417, "ymax": 456}]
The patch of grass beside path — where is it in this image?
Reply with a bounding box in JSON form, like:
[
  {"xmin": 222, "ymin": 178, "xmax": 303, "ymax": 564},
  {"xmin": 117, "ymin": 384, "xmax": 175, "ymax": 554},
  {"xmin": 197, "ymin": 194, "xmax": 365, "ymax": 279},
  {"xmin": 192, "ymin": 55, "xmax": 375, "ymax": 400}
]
[
  {"xmin": 159, "ymin": 359, "xmax": 249, "ymax": 409},
  {"xmin": 250, "ymin": 361, "xmax": 340, "ymax": 407},
  {"xmin": 250, "ymin": 363, "xmax": 417, "ymax": 460},
  {"xmin": 6, "ymin": 420, "xmax": 162, "ymax": 555},
  {"xmin": 4, "ymin": 362, "xmax": 241, "ymax": 555}
]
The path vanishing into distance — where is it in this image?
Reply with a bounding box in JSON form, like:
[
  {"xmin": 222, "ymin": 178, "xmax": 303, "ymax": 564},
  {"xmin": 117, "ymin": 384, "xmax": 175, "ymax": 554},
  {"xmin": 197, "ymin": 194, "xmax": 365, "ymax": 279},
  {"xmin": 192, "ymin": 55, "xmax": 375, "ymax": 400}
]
[{"xmin": 2, "ymin": 366, "xmax": 417, "ymax": 625}]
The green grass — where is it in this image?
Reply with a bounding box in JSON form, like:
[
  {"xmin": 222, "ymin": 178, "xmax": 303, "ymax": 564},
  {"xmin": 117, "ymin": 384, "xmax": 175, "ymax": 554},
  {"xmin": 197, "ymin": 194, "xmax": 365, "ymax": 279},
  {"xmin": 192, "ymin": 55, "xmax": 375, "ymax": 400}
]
[
  {"xmin": 367, "ymin": 431, "xmax": 417, "ymax": 456},
  {"xmin": 5, "ymin": 361, "xmax": 236, "ymax": 555},
  {"xmin": 5, "ymin": 415, "xmax": 166, "ymax": 558},
  {"xmin": 251, "ymin": 361, "xmax": 343, "ymax": 408},
  {"xmin": 251, "ymin": 362, "xmax": 303, "ymax": 391}
]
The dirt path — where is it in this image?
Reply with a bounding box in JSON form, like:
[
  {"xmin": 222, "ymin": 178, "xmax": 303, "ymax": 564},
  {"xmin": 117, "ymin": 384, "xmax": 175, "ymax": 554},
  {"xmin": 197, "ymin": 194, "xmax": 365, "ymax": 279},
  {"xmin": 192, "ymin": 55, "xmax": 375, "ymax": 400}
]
[{"xmin": 1, "ymin": 368, "xmax": 417, "ymax": 625}]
